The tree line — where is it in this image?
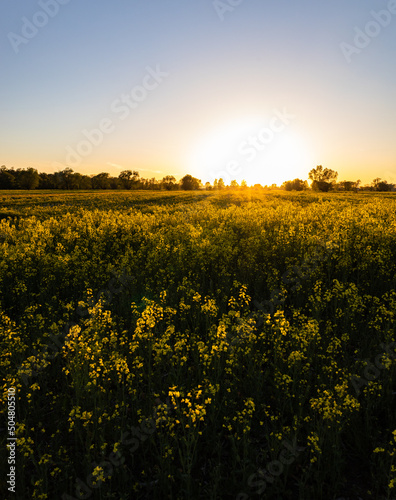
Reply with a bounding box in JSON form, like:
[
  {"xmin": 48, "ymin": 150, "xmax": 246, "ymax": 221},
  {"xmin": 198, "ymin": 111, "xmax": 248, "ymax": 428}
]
[
  {"xmin": 0, "ymin": 167, "xmax": 240, "ymax": 191},
  {"xmin": 0, "ymin": 166, "xmax": 185, "ymax": 191},
  {"xmin": 0, "ymin": 165, "xmax": 395, "ymax": 192},
  {"xmin": 283, "ymin": 166, "xmax": 395, "ymax": 192}
]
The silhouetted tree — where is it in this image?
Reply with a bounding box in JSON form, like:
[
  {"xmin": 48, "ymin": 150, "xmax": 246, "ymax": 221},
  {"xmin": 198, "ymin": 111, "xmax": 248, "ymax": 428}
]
[
  {"xmin": 180, "ymin": 174, "xmax": 201, "ymax": 190},
  {"xmin": 119, "ymin": 170, "xmax": 139, "ymax": 189},
  {"xmin": 92, "ymin": 173, "xmax": 111, "ymax": 189},
  {"xmin": 38, "ymin": 172, "xmax": 55, "ymax": 189},
  {"xmin": 309, "ymin": 165, "xmax": 338, "ymax": 192},
  {"xmin": 56, "ymin": 167, "xmax": 75, "ymax": 189},
  {"xmin": 372, "ymin": 178, "xmax": 394, "ymax": 192},
  {"xmin": 0, "ymin": 166, "xmax": 16, "ymax": 189},
  {"xmin": 161, "ymin": 175, "xmax": 177, "ymax": 190},
  {"xmin": 17, "ymin": 168, "xmax": 40, "ymax": 190},
  {"xmin": 338, "ymin": 180, "xmax": 361, "ymax": 192},
  {"xmin": 73, "ymin": 172, "xmax": 93, "ymax": 190},
  {"xmin": 282, "ymin": 179, "xmax": 308, "ymax": 191},
  {"xmin": 142, "ymin": 177, "xmax": 159, "ymax": 190}
]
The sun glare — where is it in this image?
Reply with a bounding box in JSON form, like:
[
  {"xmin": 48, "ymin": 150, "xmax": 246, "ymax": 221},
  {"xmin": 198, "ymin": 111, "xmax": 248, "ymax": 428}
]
[{"xmin": 187, "ymin": 118, "xmax": 314, "ymax": 186}]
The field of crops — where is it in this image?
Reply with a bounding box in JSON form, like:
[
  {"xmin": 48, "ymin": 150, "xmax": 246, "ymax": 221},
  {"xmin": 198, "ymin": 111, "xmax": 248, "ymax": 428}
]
[{"xmin": 1, "ymin": 189, "xmax": 396, "ymax": 499}]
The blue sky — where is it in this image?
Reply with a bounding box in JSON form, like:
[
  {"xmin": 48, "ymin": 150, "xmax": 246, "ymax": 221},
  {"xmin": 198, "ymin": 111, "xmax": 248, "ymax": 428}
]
[{"xmin": 1, "ymin": 0, "xmax": 395, "ymax": 185}]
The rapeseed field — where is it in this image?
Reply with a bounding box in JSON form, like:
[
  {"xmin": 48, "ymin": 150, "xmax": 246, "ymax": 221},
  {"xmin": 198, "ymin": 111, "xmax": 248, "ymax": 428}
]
[{"xmin": 1, "ymin": 190, "xmax": 396, "ymax": 499}]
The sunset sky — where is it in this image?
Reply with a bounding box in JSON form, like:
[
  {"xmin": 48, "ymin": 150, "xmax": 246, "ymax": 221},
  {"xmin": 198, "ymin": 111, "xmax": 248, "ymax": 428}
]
[{"xmin": 1, "ymin": 0, "xmax": 395, "ymax": 186}]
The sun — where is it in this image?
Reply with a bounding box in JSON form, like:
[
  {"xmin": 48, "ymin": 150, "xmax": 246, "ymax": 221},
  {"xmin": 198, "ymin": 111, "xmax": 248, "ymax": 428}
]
[{"xmin": 187, "ymin": 117, "xmax": 314, "ymax": 186}]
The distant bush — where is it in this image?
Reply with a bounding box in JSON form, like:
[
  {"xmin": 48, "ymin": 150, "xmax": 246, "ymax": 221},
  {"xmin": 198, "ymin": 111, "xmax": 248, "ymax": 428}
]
[{"xmin": 282, "ymin": 178, "xmax": 308, "ymax": 191}]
